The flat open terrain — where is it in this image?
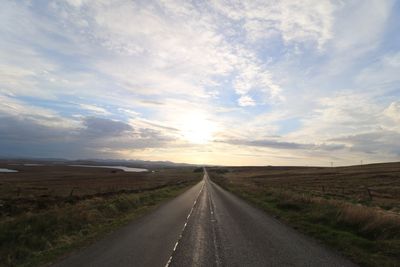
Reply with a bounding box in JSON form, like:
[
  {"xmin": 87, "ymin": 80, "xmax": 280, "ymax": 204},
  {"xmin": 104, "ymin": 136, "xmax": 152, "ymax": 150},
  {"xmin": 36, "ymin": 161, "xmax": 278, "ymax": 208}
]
[
  {"xmin": 209, "ymin": 162, "xmax": 400, "ymax": 266},
  {"xmin": 0, "ymin": 161, "xmax": 199, "ymax": 200},
  {"xmin": 2, "ymin": 161, "xmax": 400, "ymax": 267},
  {"xmin": 53, "ymin": 171, "xmax": 355, "ymax": 267},
  {"xmin": 0, "ymin": 160, "xmax": 201, "ymax": 267},
  {"xmin": 209, "ymin": 162, "xmax": 400, "ymax": 211}
]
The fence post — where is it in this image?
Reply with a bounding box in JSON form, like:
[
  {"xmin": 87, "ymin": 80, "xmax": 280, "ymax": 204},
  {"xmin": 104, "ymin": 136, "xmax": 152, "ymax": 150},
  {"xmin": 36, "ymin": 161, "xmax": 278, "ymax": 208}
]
[{"xmin": 366, "ymin": 188, "xmax": 373, "ymax": 200}]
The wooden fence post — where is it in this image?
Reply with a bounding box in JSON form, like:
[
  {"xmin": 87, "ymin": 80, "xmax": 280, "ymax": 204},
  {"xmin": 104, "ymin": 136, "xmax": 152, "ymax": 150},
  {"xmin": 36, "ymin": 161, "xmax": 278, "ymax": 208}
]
[
  {"xmin": 366, "ymin": 188, "xmax": 373, "ymax": 200},
  {"xmin": 69, "ymin": 188, "xmax": 75, "ymax": 197}
]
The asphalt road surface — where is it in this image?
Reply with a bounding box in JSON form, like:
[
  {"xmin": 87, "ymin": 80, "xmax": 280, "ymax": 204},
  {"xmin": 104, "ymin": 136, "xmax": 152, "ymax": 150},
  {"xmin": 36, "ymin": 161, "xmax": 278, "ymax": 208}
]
[{"xmin": 53, "ymin": 171, "xmax": 357, "ymax": 267}]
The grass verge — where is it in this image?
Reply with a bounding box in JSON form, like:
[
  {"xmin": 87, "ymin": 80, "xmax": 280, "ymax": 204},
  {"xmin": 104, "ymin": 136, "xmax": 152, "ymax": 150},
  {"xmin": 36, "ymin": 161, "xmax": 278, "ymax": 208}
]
[
  {"xmin": 210, "ymin": 175, "xmax": 400, "ymax": 267},
  {"xmin": 0, "ymin": 182, "xmax": 196, "ymax": 267}
]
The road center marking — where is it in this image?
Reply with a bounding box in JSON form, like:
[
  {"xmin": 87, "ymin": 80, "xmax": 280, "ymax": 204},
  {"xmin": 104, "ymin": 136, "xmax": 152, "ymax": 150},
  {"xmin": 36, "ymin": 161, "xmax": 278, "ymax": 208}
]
[{"xmin": 164, "ymin": 180, "xmax": 205, "ymax": 267}]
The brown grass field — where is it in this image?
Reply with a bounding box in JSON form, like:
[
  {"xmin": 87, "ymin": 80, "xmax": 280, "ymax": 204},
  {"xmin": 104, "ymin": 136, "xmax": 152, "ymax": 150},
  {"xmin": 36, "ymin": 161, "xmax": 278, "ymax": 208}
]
[
  {"xmin": 2, "ymin": 160, "xmax": 400, "ymax": 266},
  {"xmin": 0, "ymin": 160, "xmax": 201, "ymax": 267},
  {"xmin": 209, "ymin": 162, "xmax": 400, "ymax": 267},
  {"xmin": 210, "ymin": 162, "xmax": 400, "ymax": 211},
  {"xmin": 0, "ymin": 162, "xmax": 199, "ymax": 199}
]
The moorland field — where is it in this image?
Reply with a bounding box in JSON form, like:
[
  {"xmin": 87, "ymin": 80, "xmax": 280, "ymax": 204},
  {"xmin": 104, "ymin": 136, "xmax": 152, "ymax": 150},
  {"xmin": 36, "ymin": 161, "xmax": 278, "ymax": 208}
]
[
  {"xmin": 209, "ymin": 162, "xmax": 400, "ymax": 267},
  {"xmin": 0, "ymin": 160, "xmax": 201, "ymax": 267}
]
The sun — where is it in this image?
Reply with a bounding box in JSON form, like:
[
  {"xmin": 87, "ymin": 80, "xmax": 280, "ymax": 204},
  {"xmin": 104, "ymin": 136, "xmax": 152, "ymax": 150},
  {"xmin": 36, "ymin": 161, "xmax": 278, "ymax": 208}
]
[{"xmin": 180, "ymin": 112, "xmax": 216, "ymax": 144}]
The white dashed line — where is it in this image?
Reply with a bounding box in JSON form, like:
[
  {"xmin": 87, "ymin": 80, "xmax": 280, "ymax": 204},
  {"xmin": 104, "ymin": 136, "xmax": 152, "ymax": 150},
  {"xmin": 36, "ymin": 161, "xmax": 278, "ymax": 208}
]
[
  {"xmin": 164, "ymin": 180, "xmax": 205, "ymax": 267},
  {"xmin": 206, "ymin": 174, "xmax": 221, "ymax": 267}
]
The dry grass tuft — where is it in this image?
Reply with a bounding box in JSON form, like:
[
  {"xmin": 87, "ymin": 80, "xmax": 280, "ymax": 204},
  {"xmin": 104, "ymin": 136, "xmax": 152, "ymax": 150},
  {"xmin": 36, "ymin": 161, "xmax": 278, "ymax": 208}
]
[{"xmin": 337, "ymin": 204, "xmax": 400, "ymax": 239}]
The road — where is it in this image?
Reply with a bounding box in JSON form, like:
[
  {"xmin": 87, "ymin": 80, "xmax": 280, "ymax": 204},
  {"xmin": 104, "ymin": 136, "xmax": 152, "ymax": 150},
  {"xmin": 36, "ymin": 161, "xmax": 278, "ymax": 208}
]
[{"xmin": 53, "ymin": 170, "xmax": 357, "ymax": 267}]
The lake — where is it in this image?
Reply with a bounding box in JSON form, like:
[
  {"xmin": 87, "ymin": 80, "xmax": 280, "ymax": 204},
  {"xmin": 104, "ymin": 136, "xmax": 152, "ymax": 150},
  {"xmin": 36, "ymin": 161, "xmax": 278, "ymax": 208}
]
[
  {"xmin": 0, "ymin": 168, "xmax": 18, "ymax": 173},
  {"xmin": 70, "ymin": 165, "xmax": 148, "ymax": 172}
]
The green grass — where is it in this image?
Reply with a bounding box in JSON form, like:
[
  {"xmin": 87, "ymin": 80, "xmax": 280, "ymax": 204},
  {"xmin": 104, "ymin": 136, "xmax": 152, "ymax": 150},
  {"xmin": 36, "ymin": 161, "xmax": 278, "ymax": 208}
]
[
  {"xmin": 211, "ymin": 175, "xmax": 400, "ymax": 267},
  {"xmin": 0, "ymin": 182, "xmax": 195, "ymax": 267}
]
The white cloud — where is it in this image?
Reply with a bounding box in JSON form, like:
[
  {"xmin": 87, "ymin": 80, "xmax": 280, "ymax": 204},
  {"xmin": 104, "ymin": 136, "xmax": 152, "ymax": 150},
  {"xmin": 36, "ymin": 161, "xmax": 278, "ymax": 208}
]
[
  {"xmin": 211, "ymin": 0, "xmax": 335, "ymax": 48},
  {"xmin": 293, "ymin": 94, "xmax": 383, "ymax": 140},
  {"xmin": 0, "ymin": 94, "xmax": 79, "ymax": 129},
  {"xmin": 319, "ymin": 0, "xmax": 394, "ymax": 76},
  {"xmin": 275, "ymin": 93, "xmax": 400, "ymax": 161},
  {"xmin": 118, "ymin": 108, "xmax": 140, "ymax": 117},
  {"xmin": 65, "ymin": 0, "xmax": 83, "ymax": 8},
  {"xmin": 355, "ymin": 51, "xmax": 400, "ymax": 94},
  {"xmin": 233, "ymin": 59, "xmax": 283, "ymax": 105},
  {"xmin": 0, "ymin": 0, "xmax": 399, "ymax": 165},
  {"xmin": 55, "ymin": 0, "xmax": 236, "ymax": 97},
  {"xmin": 384, "ymin": 102, "xmax": 400, "ymax": 123},
  {"xmin": 79, "ymin": 104, "xmax": 110, "ymax": 115},
  {"xmin": 49, "ymin": 0, "xmax": 285, "ymax": 104},
  {"xmin": 333, "ymin": 0, "xmax": 394, "ymax": 53},
  {"xmin": 238, "ymin": 95, "xmax": 256, "ymax": 107}
]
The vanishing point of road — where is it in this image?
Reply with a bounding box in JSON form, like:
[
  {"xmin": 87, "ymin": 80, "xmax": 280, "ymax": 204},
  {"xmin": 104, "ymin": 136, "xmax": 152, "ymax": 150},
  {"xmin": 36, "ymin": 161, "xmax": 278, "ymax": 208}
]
[{"xmin": 53, "ymin": 170, "xmax": 357, "ymax": 267}]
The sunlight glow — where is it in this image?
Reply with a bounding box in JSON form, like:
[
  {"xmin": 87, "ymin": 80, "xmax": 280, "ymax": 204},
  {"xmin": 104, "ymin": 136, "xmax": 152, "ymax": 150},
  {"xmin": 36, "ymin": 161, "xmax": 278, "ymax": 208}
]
[{"xmin": 179, "ymin": 112, "xmax": 216, "ymax": 144}]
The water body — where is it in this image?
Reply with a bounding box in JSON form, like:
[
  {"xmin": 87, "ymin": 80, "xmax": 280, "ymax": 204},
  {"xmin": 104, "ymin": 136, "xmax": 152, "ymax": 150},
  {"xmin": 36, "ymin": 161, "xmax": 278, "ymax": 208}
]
[
  {"xmin": 70, "ymin": 165, "xmax": 148, "ymax": 172},
  {"xmin": 0, "ymin": 168, "xmax": 18, "ymax": 173}
]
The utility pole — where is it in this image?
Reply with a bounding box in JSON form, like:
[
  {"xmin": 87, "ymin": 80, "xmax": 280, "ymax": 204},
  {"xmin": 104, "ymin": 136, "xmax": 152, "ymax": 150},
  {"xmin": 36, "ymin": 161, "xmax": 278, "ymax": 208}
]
[{"xmin": 330, "ymin": 162, "xmax": 333, "ymax": 167}]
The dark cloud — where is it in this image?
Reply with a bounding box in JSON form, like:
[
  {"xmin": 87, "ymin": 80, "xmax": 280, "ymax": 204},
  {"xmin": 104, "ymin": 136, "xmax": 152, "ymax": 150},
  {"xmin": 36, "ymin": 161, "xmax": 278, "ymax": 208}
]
[
  {"xmin": 330, "ymin": 131, "xmax": 400, "ymax": 156},
  {"xmin": 82, "ymin": 116, "xmax": 132, "ymax": 137},
  {"xmin": 219, "ymin": 139, "xmax": 346, "ymax": 151},
  {"xmin": 0, "ymin": 114, "xmax": 173, "ymax": 159},
  {"xmin": 0, "ymin": 115, "xmax": 80, "ymax": 158},
  {"xmin": 232, "ymin": 139, "xmax": 304, "ymax": 149},
  {"xmin": 138, "ymin": 121, "xmax": 179, "ymax": 132}
]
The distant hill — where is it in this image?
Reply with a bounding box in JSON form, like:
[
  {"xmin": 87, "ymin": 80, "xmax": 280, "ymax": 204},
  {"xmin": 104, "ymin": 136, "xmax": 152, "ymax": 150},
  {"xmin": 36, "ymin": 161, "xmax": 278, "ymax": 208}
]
[{"xmin": 0, "ymin": 157, "xmax": 200, "ymax": 168}]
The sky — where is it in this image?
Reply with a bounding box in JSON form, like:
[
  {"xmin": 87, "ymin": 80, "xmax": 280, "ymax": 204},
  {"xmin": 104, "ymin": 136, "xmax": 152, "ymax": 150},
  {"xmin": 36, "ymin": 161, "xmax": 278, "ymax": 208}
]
[{"xmin": 1, "ymin": 0, "xmax": 400, "ymax": 166}]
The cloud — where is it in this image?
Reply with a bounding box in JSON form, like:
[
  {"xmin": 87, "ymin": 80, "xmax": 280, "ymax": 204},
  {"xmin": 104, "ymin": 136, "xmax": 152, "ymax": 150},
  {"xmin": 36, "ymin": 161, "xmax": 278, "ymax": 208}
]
[
  {"xmin": 330, "ymin": 131, "xmax": 400, "ymax": 156},
  {"xmin": 292, "ymin": 94, "xmax": 384, "ymax": 140},
  {"xmin": 53, "ymin": 0, "xmax": 234, "ymax": 97},
  {"xmin": 0, "ymin": 94, "xmax": 78, "ymax": 128},
  {"xmin": 0, "ymin": 108, "xmax": 174, "ymax": 158},
  {"xmin": 319, "ymin": 0, "xmax": 395, "ymax": 76},
  {"xmin": 79, "ymin": 104, "xmax": 110, "ymax": 115},
  {"xmin": 332, "ymin": 0, "xmax": 394, "ymax": 53},
  {"xmin": 220, "ymin": 138, "xmax": 345, "ymax": 151},
  {"xmin": 283, "ymin": 93, "xmax": 400, "ymax": 160},
  {"xmin": 82, "ymin": 117, "xmax": 132, "ymax": 137},
  {"xmin": 384, "ymin": 102, "xmax": 400, "ymax": 122},
  {"xmin": 0, "ymin": 1, "xmax": 399, "ymax": 165},
  {"xmin": 211, "ymin": 0, "xmax": 335, "ymax": 48},
  {"xmin": 47, "ymin": 0, "xmax": 285, "ymax": 105},
  {"xmin": 238, "ymin": 95, "xmax": 256, "ymax": 107},
  {"xmin": 355, "ymin": 51, "xmax": 400, "ymax": 94},
  {"xmin": 0, "ymin": 115, "xmax": 69, "ymax": 144},
  {"xmin": 233, "ymin": 62, "xmax": 282, "ymax": 102}
]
